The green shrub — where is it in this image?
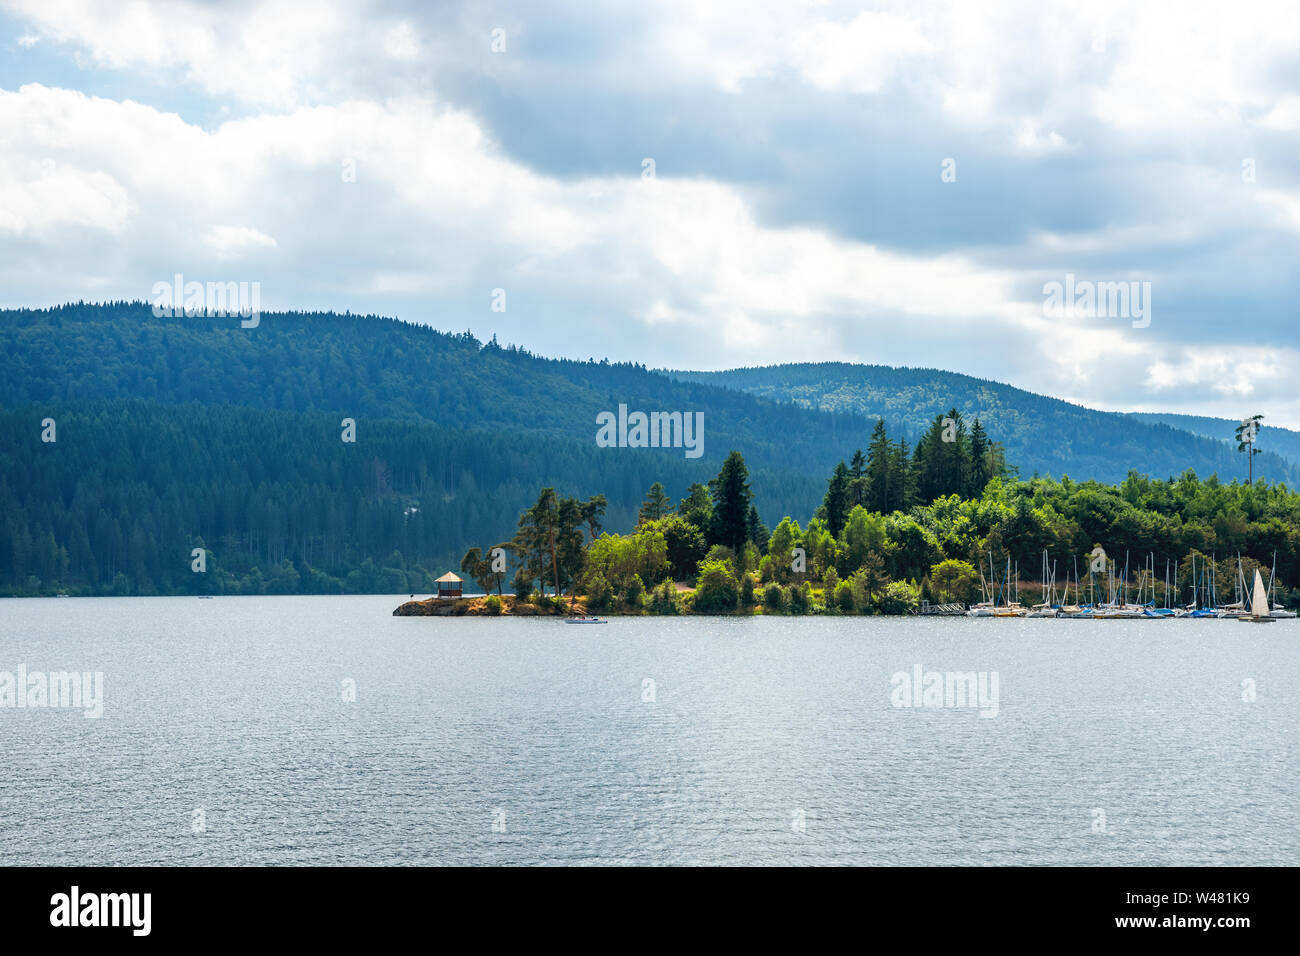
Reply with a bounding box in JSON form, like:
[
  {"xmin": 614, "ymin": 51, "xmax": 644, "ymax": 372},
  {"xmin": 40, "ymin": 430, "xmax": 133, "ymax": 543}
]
[
  {"xmin": 512, "ymin": 569, "xmax": 532, "ymax": 600},
  {"xmin": 835, "ymin": 581, "xmax": 855, "ymax": 613},
  {"xmin": 483, "ymin": 594, "xmax": 503, "ymax": 615},
  {"xmin": 692, "ymin": 559, "xmax": 740, "ymax": 613},
  {"xmin": 878, "ymin": 579, "xmax": 921, "ymax": 615},
  {"xmin": 763, "ymin": 582, "xmax": 785, "ymax": 612},
  {"xmin": 823, "ymin": 566, "xmax": 839, "ymax": 593},
  {"xmin": 586, "ymin": 573, "xmax": 614, "ymax": 610},
  {"xmin": 703, "ymin": 545, "xmax": 736, "ymax": 573},
  {"xmin": 850, "ymin": 569, "xmax": 877, "ymax": 612},
  {"xmin": 928, "ymin": 559, "xmax": 978, "ymax": 604},
  {"xmin": 789, "ymin": 582, "xmax": 810, "ymax": 614},
  {"xmin": 650, "ymin": 580, "xmax": 681, "ymax": 614},
  {"xmin": 624, "ymin": 574, "xmax": 645, "ymax": 607}
]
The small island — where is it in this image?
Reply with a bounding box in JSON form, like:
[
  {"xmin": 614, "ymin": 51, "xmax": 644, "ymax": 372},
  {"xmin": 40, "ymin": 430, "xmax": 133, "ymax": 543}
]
[{"xmin": 396, "ymin": 414, "xmax": 1298, "ymax": 618}]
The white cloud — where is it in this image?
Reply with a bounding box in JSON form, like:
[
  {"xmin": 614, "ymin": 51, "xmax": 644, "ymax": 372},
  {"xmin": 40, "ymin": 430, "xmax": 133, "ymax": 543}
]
[
  {"xmin": 0, "ymin": 152, "xmax": 132, "ymax": 238},
  {"xmin": 790, "ymin": 11, "xmax": 932, "ymax": 94},
  {"xmin": 1013, "ymin": 119, "xmax": 1070, "ymax": 155},
  {"xmin": 383, "ymin": 21, "xmax": 420, "ymax": 61},
  {"xmin": 0, "ymin": 80, "xmax": 1033, "ymax": 362},
  {"xmin": 2, "ymin": 0, "xmax": 1299, "ymax": 425},
  {"xmin": 6, "ymin": 0, "xmax": 347, "ymax": 108},
  {"xmin": 1145, "ymin": 348, "xmax": 1290, "ymax": 398},
  {"xmin": 204, "ymin": 225, "xmax": 278, "ymax": 259}
]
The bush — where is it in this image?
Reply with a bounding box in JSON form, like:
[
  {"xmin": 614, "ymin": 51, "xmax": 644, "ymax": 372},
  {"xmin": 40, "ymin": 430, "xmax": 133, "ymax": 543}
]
[
  {"xmin": 789, "ymin": 582, "xmax": 810, "ymax": 614},
  {"xmin": 850, "ymin": 569, "xmax": 878, "ymax": 612},
  {"xmin": 693, "ymin": 559, "xmax": 740, "ymax": 613},
  {"xmin": 483, "ymin": 594, "xmax": 503, "ymax": 615},
  {"xmin": 703, "ymin": 545, "xmax": 736, "ymax": 573},
  {"xmin": 586, "ymin": 572, "xmax": 614, "ymax": 610},
  {"xmin": 928, "ymin": 558, "xmax": 978, "ymax": 604},
  {"xmin": 823, "ymin": 566, "xmax": 839, "ymax": 593},
  {"xmin": 835, "ymin": 580, "xmax": 855, "ymax": 613},
  {"xmin": 624, "ymin": 574, "xmax": 644, "ymax": 608},
  {"xmin": 650, "ymin": 580, "xmax": 681, "ymax": 614},
  {"xmin": 763, "ymin": 582, "xmax": 785, "ymax": 612},
  {"xmin": 740, "ymin": 574, "xmax": 756, "ymax": 605},
  {"xmin": 878, "ymin": 580, "xmax": 921, "ymax": 615},
  {"xmin": 512, "ymin": 568, "xmax": 532, "ymax": 600}
]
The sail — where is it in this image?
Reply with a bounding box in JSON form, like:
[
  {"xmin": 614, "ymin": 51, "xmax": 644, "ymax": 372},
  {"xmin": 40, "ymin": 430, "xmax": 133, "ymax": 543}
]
[{"xmin": 1251, "ymin": 569, "xmax": 1269, "ymax": 617}]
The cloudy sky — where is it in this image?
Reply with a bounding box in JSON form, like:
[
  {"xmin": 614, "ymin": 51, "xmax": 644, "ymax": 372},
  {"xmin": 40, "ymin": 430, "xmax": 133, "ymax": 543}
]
[{"xmin": 2, "ymin": 0, "xmax": 1298, "ymax": 423}]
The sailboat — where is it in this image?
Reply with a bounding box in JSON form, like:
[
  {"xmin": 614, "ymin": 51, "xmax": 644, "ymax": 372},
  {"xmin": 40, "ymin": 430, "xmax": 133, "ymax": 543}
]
[
  {"xmin": 1027, "ymin": 551, "xmax": 1059, "ymax": 617},
  {"xmin": 967, "ymin": 553, "xmax": 1027, "ymax": 616},
  {"xmin": 1091, "ymin": 556, "xmax": 1145, "ymax": 618},
  {"xmin": 1268, "ymin": 553, "xmax": 1297, "ymax": 619},
  {"xmin": 1216, "ymin": 557, "xmax": 1250, "ymax": 618},
  {"xmin": 1059, "ymin": 556, "xmax": 1086, "ymax": 617},
  {"xmin": 966, "ymin": 555, "xmax": 996, "ymax": 616},
  {"xmin": 1186, "ymin": 552, "xmax": 1217, "ymax": 617},
  {"xmin": 993, "ymin": 558, "xmax": 1028, "ymax": 616},
  {"xmin": 1239, "ymin": 568, "xmax": 1276, "ymax": 623}
]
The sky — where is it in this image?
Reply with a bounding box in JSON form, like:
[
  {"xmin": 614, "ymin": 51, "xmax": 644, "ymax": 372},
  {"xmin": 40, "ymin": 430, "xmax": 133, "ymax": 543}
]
[{"xmin": 2, "ymin": 0, "xmax": 1298, "ymax": 424}]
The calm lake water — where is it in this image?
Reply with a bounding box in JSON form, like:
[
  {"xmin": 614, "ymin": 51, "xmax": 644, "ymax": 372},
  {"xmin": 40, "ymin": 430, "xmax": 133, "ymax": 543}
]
[{"xmin": 1, "ymin": 595, "xmax": 1296, "ymax": 866}]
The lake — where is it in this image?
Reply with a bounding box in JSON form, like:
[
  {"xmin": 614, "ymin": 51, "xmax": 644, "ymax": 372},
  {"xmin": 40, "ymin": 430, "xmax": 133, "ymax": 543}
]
[{"xmin": 1, "ymin": 596, "xmax": 1295, "ymax": 866}]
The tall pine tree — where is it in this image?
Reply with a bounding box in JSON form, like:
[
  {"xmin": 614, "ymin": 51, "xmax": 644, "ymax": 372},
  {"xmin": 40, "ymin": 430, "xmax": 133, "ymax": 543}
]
[
  {"xmin": 708, "ymin": 451, "xmax": 753, "ymax": 552},
  {"xmin": 822, "ymin": 461, "xmax": 852, "ymax": 537}
]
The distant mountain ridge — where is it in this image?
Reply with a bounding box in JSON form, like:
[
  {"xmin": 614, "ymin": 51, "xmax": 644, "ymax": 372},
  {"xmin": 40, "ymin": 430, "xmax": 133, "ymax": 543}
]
[
  {"xmin": 666, "ymin": 362, "xmax": 1300, "ymax": 486},
  {"xmin": 0, "ymin": 303, "xmax": 875, "ymax": 533},
  {"xmin": 5, "ymin": 306, "xmax": 1291, "ymax": 499},
  {"xmin": 1127, "ymin": 412, "xmax": 1300, "ymax": 471}
]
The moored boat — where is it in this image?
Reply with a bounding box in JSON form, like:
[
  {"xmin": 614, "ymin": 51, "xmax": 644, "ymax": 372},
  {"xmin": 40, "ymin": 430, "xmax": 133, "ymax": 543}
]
[{"xmin": 1239, "ymin": 569, "xmax": 1276, "ymax": 623}]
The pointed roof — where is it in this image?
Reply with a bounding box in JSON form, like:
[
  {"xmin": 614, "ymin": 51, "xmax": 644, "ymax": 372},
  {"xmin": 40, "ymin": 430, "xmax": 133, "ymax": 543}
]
[{"xmin": 436, "ymin": 572, "xmax": 463, "ymax": 583}]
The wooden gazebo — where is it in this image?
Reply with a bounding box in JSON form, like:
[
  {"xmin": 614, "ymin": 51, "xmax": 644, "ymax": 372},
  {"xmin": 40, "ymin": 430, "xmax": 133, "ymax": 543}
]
[{"xmin": 435, "ymin": 572, "xmax": 463, "ymax": 599}]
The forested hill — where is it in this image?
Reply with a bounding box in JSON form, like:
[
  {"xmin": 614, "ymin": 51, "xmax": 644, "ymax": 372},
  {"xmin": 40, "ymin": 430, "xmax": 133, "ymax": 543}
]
[
  {"xmin": 1, "ymin": 303, "xmax": 865, "ymax": 478},
  {"xmin": 2, "ymin": 303, "xmax": 1290, "ymax": 597},
  {"xmin": 0, "ymin": 400, "xmax": 730, "ymax": 595},
  {"xmin": 668, "ymin": 363, "xmax": 1300, "ymax": 486},
  {"xmin": 0, "ymin": 303, "xmax": 874, "ymax": 594}
]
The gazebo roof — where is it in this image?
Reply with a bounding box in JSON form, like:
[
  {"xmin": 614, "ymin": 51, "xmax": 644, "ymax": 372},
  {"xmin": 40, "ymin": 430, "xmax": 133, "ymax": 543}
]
[{"xmin": 436, "ymin": 572, "xmax": 463, "ymax": 583}]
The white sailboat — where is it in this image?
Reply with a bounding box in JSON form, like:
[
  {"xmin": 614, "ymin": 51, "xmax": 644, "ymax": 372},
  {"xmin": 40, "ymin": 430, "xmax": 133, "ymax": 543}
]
[
  {"xmin": 1216, "ymin": 558, "xmax": 1250, "ymax": 618},
  {"xmin": 1027, "ymin": 551, "xmax": 1059, "ymax": 616},
  {"xmin": 966, "ymin": 556, "xmax": 995, "ymax": 616},
  {"xmin": 1268, "ymin": 554, "xmax": 1297, "ymax": 618},
  {"xmin": 1239, "ymin": 568, "xmax": 1276, "ymax": 623}
]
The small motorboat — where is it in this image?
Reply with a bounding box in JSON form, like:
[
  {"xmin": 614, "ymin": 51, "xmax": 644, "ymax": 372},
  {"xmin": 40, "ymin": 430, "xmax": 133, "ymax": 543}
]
[{"xmin": 565, "ymin": 615, "xmax": 607, "ymax": 624}]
